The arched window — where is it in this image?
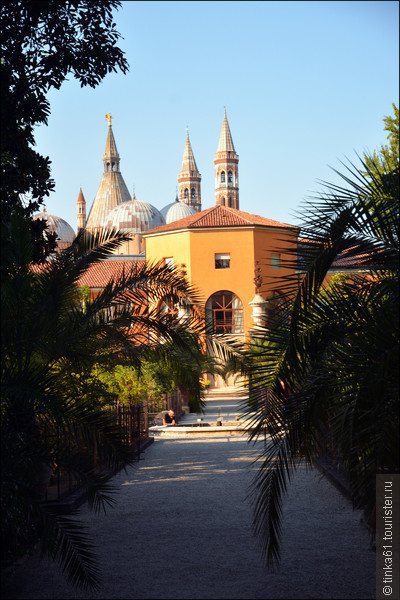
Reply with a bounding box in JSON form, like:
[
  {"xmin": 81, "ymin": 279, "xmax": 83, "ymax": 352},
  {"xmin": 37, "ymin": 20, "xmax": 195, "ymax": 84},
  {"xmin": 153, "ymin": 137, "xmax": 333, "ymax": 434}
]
[
  {"xmin": 228, "ymin": 171, "xmax": 233, "ymax": 183},
  {"xmin": 205, "ymin": 291, "xmax": 243, "ymax": 334},
  {"xmin": 191, "ymin": 188, "xmax": 196, "ymax": 200},
  {"xmin": 220, "ymin": 171, "xmax": 225, "ymax": 183},
  {"xmin": 184, "ymin": 188, "xmax": 189, "ymax": 199},
  {"xmin": 228, "ymin": 197, "xmax": 232, "ymax": 207}
]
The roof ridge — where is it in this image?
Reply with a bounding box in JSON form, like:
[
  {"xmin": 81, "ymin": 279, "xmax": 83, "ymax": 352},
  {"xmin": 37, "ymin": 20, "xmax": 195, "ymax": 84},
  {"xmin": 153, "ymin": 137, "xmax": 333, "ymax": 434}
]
[
  {"xmin": 218, "ymin": 204, "xmax": 253, "ymax": 224},
  {"xmin": 188, "ymin": 205, "xmax": 216, "ymax": 225},
  {"xmin": 144, "ymin": 203, "xmax": 297, "ymax": 234}
]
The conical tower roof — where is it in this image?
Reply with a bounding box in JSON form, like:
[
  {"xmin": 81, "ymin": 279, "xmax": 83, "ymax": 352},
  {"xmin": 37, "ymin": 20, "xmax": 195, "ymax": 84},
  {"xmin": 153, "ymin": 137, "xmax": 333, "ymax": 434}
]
[
  {"xmin": 178, "ymin": 129, "xmax": 200, "ymax": 177},
  {"xmin": 103, "ymin": 115, "xmax": 119, "ymax": 163},
  {"xmin": 216, "ymin": 109, "xmax": 236, "ymax": 153},
  {"xmin": 86, "ymin": 115, "xmax": 131, "ymax": 230},
  {"xmin": 77, "ymin": 188, "xmax": 86, "ymax": 205}
]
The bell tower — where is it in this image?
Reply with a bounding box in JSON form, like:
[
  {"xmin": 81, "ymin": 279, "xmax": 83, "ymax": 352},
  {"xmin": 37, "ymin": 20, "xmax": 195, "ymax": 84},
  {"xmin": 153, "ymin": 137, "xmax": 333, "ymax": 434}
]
[
  {"xmin": 76, "ymin": 188, "xmax": 86, "ymax": 230},
  {"xmin": 178, "ymin": 128, "xmax": 202, "ymax": 213},
  {"xmin": 214, "ymin": 109, "xmax": 239, "ymax": 209}
]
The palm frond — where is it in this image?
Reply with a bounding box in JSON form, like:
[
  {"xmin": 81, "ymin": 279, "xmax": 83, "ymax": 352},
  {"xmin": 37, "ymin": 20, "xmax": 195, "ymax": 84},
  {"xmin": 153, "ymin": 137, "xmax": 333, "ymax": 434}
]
[{"xmin": 241, "ymin": 151, "xmax": 399, "ymax": 569}]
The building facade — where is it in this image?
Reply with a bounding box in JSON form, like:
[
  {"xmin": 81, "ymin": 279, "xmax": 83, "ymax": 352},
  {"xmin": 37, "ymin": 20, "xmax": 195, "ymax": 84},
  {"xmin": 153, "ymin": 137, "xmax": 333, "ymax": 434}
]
[{"xmin": 34, "ymin": 110, "xmax": 302, "ymax": 387}]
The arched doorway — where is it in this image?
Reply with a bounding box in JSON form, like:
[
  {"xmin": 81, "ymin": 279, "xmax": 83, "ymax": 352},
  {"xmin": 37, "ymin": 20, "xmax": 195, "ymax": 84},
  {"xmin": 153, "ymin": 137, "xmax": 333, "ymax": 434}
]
[
  {"xmin": 205, "ymin": 291, "xmax": 244, "ymax": 388},
  {"xmin": 205, "ymin": 290, "xmax": 243, "ymax": 334}
]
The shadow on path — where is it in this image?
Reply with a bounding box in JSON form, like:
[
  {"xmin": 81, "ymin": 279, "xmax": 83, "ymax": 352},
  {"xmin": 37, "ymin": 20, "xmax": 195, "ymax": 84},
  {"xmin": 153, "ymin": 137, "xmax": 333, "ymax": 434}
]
[{"xmin": 2, "ymin": 436, "xmax": 375, "ymax": 599}]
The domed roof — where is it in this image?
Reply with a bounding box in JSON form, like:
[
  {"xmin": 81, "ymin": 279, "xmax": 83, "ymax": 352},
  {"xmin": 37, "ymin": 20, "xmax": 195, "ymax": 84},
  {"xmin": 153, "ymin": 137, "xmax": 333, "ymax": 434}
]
[
  {"xmin": 33, "ymin": 209, "xmax": 75, "ymax": 243},
  {"xmin": 160, "ymin": 199, "xmax": 197, "ymax": 224},
  {"xmin": 104, "ymin": 195, "xmax": 165, "ymax": 233}
]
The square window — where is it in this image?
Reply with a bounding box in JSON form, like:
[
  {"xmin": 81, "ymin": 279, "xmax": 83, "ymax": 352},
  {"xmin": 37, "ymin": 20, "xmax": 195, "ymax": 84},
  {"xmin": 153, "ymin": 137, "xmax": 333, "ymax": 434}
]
[{"xmin": 215, "ymin": 253, "xmax": 230, "ymax": 269}]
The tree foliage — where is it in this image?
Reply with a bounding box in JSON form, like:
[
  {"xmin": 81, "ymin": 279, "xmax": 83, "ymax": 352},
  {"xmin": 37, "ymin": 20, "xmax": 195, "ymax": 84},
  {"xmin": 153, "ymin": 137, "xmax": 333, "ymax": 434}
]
[
  {"xmin": 0, "ymin": 0, "xmax": 129, "ymax": 258},
  {"xmin": 1, "ymin": 214, "xmax": 206, "ymax": 589},
  {"xmin": 93, "ymin": 360, "xmax": 177, "ymax": 407},
  {"xmin": 363, "ymin": 103, "xmax": 399, "ymax": 181},
  {"xmin": 242, "ymin": 112, "xmax": 399, "ymax": 569}
]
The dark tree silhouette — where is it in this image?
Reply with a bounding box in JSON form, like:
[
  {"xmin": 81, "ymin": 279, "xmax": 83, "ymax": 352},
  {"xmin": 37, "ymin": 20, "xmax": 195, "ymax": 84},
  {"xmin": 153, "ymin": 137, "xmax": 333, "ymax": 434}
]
[{"xmin": 0, "ymin": 0, "xmax": 129, "ymax": 260}]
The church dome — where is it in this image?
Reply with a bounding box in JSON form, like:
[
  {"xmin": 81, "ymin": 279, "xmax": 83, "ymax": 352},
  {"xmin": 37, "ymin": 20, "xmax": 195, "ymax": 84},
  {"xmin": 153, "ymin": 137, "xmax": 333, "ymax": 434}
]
[
  {"xmin": 104, "ymin": 196, "xmax": 165, "ymax": 233},
  {"xmin": 160, "ymin": 199, "xmax": 197, "ymax": 224},
  {"xmin": 33, "ymin": 210, "xmax": 75, "ymax": 244}
]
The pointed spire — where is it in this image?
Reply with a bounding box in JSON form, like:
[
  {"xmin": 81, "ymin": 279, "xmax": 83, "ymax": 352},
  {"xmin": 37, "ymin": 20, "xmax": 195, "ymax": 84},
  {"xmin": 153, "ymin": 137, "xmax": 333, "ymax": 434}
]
[
  {"xmin": 217, "ymin": 108, "xmax": 236, "ymax": 153},
  {"xmin": 179, "ymin": 128, "xmax": 200, "ymax": 176},
  {"xmin": 177, "ymin": 128, "xmax": 201, "ymax": 212},
  {"xmin": 77, "ymin": 188, "xmax": 86, "ymax": 230},
  {"xmin": 77, "ymin": 188, "xmax": 85, "ymax": 204},
  {"xmin": 86, "ymin": 116, "xmax": 131, "ymax": 231},
  {"xmin": 214, "ymin": 109, "xmax": 239, "ymax": 210},
  {"xmin": 103, "ymin": 114, "xmax": 120, "ymax": 170}
]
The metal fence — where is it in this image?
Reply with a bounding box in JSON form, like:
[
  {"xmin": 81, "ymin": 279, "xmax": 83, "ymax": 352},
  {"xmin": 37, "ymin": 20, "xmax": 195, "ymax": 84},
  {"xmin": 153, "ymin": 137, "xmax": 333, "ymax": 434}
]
[
  {"xmin": 44, "ymin": 402, "xmax": 150, "ymax": 504},
  {"xmin": 44, "ymin": 388, "xmax": 187, "ymax": 504}
]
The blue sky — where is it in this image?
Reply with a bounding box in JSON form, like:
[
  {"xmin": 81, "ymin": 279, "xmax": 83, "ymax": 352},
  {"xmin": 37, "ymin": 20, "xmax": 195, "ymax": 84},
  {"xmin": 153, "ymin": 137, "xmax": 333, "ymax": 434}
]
[{"xmin": 34, "ymin": 0, "xmax": 399, "ymax": 230}]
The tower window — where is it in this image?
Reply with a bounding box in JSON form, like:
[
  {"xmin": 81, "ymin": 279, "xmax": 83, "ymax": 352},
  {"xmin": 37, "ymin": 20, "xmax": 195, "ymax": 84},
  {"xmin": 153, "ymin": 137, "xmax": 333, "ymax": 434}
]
[
  {"xmin": 220, "ymin": 171, "xmax": 225, "ymax": 183},
  {"xmin": 191, "ymin": 188, "xmax": 196, "ymax": 200},
  {"xmin": 228, "ymin": 197, "xmax": 232, "ymax": 207},
  {"xmin": 184, "ymin": 188, "xmax": 189, "ymax": 199},
  {"xmin": 228, "ymin": 171, "xmax": 233, "ymax": 183}
]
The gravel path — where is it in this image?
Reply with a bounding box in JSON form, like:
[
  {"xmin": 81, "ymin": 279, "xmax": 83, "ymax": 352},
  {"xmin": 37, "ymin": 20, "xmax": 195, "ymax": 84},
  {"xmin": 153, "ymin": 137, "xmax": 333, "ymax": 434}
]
[{"xmin": 2, "ymin": 435, "xmax": 375, "ymax": 599}]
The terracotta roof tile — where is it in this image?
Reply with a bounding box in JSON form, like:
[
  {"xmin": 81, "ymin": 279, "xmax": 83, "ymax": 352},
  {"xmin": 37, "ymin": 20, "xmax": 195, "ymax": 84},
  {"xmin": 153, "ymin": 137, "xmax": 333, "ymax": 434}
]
[
  {"xmin": 32, "ymin": 259, "xmax": 144, "ymax": 289},
  {"xmin": 298, "ymin": 239, "xmax": 377, "ymax": 270},
  {"xmin": 77, "ymin": 259, "xmax": 144, "ymax": 288},
  {"xmin": 145, "ymin": 205, "xmax": 296, "ymax": 234}
]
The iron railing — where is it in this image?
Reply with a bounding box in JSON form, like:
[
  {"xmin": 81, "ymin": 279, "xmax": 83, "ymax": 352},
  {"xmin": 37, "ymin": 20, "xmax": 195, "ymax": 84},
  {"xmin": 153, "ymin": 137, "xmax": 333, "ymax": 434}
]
[
  {"xmin": 44, "ymin": 402, "xmax": 150, "ymax": 504},
  {"xmin": 43, "ymin": 388, "xmax": 187, "ymax": 503}
]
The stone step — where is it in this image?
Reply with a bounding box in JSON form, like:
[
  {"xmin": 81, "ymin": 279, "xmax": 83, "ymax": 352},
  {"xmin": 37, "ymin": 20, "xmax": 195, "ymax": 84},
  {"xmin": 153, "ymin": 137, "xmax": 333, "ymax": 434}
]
[
  {"xmin": 205, "ymin": 387, "xmax": 247, "ymax": 400},
  {"xmin": 149, "ymin": 424, "xmax": 256, "ymax": 438}
]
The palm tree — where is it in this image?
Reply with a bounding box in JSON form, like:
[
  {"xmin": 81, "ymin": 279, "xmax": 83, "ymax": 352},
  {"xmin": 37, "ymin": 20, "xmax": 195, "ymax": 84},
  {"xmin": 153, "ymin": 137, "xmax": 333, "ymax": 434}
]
[
  {"xmin": 1, "ymin": 210, "xmax": 206, "ymax": 590},
  {"xmin": 242, "ymin": 152, "xmax": 399, "ymax": 569}
]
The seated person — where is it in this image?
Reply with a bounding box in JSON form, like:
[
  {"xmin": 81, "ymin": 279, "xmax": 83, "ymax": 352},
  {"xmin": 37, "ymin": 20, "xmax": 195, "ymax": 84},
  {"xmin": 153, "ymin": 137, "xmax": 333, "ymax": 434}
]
[{"xmin": 163, "ymin": 410, "xmax": 178, "ymax": 426}]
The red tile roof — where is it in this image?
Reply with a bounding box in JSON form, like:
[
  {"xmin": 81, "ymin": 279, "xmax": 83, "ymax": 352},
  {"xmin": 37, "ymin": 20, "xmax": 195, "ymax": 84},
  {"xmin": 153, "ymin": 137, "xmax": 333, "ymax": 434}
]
[
  {"xmin": 32, "ymin": 259, "xmax": 144, "ymax": 288},
  {"xmin": 298, "ymin": 239, "xmax": 378, "ymax": 270},
  {"xmin": 144, "ymin": 204, "xmax": 297, "ymax": 234},
  {"xmin": 77, "ymin": 259, "xmax": 144, "ymax": 287}
]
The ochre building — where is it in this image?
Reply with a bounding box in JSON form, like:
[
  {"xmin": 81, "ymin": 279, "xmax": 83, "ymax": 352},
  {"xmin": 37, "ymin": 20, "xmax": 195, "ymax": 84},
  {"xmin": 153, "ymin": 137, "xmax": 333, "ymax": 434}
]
[{"xmin": 34, "ymin": 110, "xmax": 302, "ymax": 387}]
